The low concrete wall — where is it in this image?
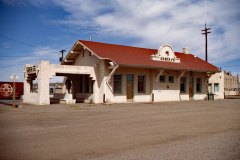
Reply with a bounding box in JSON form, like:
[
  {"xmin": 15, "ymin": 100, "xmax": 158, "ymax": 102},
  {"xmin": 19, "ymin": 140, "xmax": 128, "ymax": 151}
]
[
  {"xmin": 110, "ymin": 95, "xmax": 126, "ymax": 103},
  {"xmin": 134, "ymin": 95, "xmax": 151, "ymax": 103},
  {"xmin": 193, "ymin": 94, "xmax": 206, "ymax": 100},
  {"xmin": 153, "ymin": 90, "xmax": 180, "ymax": 102},
  {"xmin": 180, "ymin": 94, "xmax": 189, "ymax": 101}
]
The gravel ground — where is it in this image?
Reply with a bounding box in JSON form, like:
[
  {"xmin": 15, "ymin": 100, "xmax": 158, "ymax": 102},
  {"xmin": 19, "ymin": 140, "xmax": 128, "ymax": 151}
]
[
  {"xmin": 91, "ymin": 131, "xmax": 240, "ymax": 160},
  {"xmin": 0, "ymin": 99, "xmax": 240, "ymax": 160}
]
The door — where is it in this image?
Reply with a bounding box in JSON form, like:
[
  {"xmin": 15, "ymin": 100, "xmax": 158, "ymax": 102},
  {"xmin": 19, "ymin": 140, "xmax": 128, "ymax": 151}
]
[
  {"xmin": 189, "ymin": 77, "xmax": 194, "ymax": 98},
  {"xmin": 126, "ymin": 74, "xmax": 134, "ymax": 99}
]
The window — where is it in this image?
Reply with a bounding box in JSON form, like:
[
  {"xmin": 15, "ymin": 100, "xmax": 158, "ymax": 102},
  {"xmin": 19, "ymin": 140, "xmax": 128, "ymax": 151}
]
[
  {"xmin": 160, "ymin": 75, "xmax": 166, "ymax": 82},
  {"xmin": 180, "ymin": 77, "xmax": 186, "ymax": 93},
  {"xmin": 114, "ymin": 75, "xmax": 122, "ymax": 93},
  {"xmin": 127, "ymin": 74, "xmax": 133, "ymax": 81},
  {"xmin": 168, "ymin": 76, "xmax": 174, "ymax": 83},
  {"xmin": 138, "ymin": 75, "xmax": 146, "ymax": 93},
  {"xmin": 214, "ymin": 83, "xmax": 219, "ymax": 92},
  {"xmin": 196, "ymin": 78, "xmax": 202, "ymax": 93}
]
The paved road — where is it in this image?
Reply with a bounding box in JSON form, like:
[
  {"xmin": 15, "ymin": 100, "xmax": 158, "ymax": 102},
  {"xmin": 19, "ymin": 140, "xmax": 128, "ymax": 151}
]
[{"xmin": 0, "ymin": 99, "xmax": 240, "ymax": 160}]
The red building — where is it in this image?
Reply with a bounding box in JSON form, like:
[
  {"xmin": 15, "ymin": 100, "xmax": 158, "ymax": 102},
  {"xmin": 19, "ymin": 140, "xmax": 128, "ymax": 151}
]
[{"xmin": 0, "ymin": 82, "xmax": 23, "ymax": 99}]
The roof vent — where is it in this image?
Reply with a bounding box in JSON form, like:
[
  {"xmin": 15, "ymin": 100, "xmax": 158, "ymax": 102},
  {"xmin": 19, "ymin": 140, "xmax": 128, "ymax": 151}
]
[{"xmin": 183, "ymin": 47, "xmax": 189, "ymax": 54}]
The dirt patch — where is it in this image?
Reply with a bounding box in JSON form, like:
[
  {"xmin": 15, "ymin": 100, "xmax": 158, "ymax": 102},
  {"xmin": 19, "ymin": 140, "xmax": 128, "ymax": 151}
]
[{"xmin": 0, "ymin": 99, "xmax": 240, "ymax": 160}]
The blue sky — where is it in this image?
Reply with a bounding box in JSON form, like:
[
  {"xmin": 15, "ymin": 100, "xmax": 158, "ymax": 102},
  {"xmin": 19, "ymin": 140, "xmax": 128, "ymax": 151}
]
[{"xmin": 0, "ymin": 0, "xmax": 240, "ymax": 82}]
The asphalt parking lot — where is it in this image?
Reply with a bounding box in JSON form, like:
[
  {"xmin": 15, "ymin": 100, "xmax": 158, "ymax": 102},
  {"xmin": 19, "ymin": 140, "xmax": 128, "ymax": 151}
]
[{"xmin": 0, "ymin": 99, "xmax": 240, "ymax": 160}]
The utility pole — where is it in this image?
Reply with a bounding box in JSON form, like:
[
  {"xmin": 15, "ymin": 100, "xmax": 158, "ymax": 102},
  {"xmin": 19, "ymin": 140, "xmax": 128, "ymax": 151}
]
[
  {"xmin": 59, "ymin": 49, "xmax": 66, "ymax": 62},
  {"xmin": 201, "ymin": 24, "xmax": 211, "ymax": 62},
  {"xmin": 10, "ymin": 74, "xmax": 18, "ymax": 108},
  {"xmin": 238, "ymin": 73, "xmax": 240, "ymax": 95},
  {"xmin": 202, "ymin": 0, "xmax": 212, "ymax": 100},
  {"xmin": 201, "ymin": 0, "xmax": 211, "ymax": 62}
]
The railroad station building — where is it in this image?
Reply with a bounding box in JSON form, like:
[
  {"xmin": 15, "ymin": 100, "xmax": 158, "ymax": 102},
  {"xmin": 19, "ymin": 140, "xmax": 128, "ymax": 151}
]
[{"xmin": 23, "ymin": 40, "xmax": 219, "ymax": 105}]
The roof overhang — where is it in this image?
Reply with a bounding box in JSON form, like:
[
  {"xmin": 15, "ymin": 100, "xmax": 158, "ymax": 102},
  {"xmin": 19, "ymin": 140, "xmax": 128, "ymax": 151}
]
[
  {"xmin": 61, "ymin": 40, "xmax": 118, "ymax": 66},
  {"xmin": 118, "ymin": 64, "xmax": 219, "ymax": 73}
]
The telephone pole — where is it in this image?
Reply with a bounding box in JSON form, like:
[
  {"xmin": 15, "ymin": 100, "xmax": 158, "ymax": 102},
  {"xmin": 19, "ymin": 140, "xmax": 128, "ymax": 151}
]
[
  {"xmin": 237, "ymin": 73, "xmax": 239, "ymax": 95},
  {"xmin": 201, "ymin": 0, "xmax": 211, "ymax": 62},
  {"xmin": 202, "ymin": 0, "xmax": 212, "ymax": 100},
  {"xmin": 201, "ymin": 24, "xmax": 211, "ymax": 62},
  {"xmin": 59, "ymin": 49, "xmax": 66, "ymax": 62}
]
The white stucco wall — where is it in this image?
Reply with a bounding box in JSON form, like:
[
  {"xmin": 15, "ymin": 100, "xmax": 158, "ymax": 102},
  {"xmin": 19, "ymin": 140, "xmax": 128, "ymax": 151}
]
[
  {"xmin": 134, "ymin": 95, "xmax": 152, "ymax": 103},
  {"xmin": 180, "ymin": 94, "xmax": 189, "ymax": 101},
  {"xmin": 106, "ymin": 67, "xmax": 152, "ymax": 103},
  {"xmin": 72, "ymin": 49, "xmax": 103, "ymax": 103},
  {"xmin": 213, "ymin": 92, "xmax": 224, "ymax": 99},
  {"xmin": 23, "ymin": 60, "xmax": 100, "ymax": 105},
  {"xmin": 208, "ymin": 71, "xmax": 224, "ymax": 99},
  {"xmin": 24, "ymin": 55, "xmax": 212, "ymax": 105},
  {"xmin": 153, "ymin": 70, "xmax": 182, "ymax": 102},
  {"xmin": 153, "ymin": 90, "xmax": 180, "ymax": 102},
  {"xmin": 209, "ymin": 71, "xmax": 239, "ymax": 98},
  {"xmin": 104, "ymin": 68, "xmax": 209, "ymax": 103},
  {"xmin": 193, "ymin": 94, "xmax": 207, "ymax": 100},
  {"xmin": 24, "ymin": 61, "xmax": 51, "ymax": 105},
  {"xmin": 23, "ymin": 93, "xmax": 38, "ymax": 105},
  {"xmin": 74, "ymin": 49, "xmax": 100, "ymax": 67}
]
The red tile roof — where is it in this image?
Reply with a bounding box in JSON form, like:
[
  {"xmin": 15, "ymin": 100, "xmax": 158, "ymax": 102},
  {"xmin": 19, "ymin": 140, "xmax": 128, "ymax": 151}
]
[{"xmin": 78, "ymin": 40, "xmax": 219, "ymax": 72}]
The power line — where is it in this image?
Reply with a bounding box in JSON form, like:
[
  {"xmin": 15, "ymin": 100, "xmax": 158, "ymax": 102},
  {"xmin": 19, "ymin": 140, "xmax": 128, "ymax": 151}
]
[
  {"xmin": 0, "ymin": 34, "xmax": 58, "ymax": 52},
  {"xmin": 0, "ymin": 56, "xmax": 41, "ymax": 57},
  {"xmin": 221, "ymin": 65, "xmax": 240, "ymax": 68}
]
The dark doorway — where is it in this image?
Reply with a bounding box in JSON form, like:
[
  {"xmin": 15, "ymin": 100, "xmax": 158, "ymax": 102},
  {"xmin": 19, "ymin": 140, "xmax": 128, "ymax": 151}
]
[{"xmin": 126, "ymin": 74, "xmax": 134, "ymax": 100}]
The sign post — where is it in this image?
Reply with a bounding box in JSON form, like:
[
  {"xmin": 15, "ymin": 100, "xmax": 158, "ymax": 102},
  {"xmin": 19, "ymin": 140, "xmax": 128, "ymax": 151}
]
[{"xmin": 10, "ymin": 74, "xmax": 18, "ymax": 108}]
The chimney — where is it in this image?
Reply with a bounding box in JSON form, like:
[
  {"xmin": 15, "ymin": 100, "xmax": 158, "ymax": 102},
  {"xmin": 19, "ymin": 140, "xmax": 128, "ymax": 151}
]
[
  {"xmin": 89, "ymin": 35, "xmax": 92, "ymax": 42},
  {"xmin": 182, "ymin": 47, "xmax": 189, "ymax": 54}
]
